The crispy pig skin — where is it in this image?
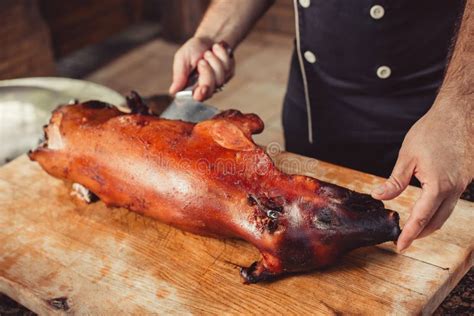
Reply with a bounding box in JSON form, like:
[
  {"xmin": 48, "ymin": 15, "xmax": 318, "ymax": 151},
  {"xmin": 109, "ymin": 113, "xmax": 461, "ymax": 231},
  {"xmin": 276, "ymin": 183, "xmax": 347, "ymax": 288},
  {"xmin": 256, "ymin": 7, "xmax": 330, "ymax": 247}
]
[{"xmin": 29, "ymin": 95, "xmax": 401, "ymax": 283}]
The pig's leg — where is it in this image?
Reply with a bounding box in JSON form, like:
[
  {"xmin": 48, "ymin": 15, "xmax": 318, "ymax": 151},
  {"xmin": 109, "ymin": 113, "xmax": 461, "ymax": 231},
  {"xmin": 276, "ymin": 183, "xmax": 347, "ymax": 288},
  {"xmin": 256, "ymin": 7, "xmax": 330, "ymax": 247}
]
[
  {"xmin": 71, "ymin": 183, "xmax": 99, "ymax": 203},
  {"xmin": 240, "ymin": 251, "xmax": 286, "ymax": 284}
]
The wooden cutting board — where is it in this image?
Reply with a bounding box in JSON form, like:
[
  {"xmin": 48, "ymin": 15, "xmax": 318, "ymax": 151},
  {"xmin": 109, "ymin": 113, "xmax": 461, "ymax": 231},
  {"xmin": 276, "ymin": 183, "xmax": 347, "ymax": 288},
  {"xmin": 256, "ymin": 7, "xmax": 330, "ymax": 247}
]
[{"xmin": 0, "ymin": 155, "xmax": 472, "ymax": 315}]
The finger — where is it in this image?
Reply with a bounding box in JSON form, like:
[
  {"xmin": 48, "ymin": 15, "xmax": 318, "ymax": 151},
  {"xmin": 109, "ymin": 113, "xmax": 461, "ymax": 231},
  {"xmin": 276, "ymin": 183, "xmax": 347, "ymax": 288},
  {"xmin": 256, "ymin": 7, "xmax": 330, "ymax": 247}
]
[
  {"xmin": 417, "ymin": 193, "xmax": 459, "ymax": 239},
  {"xmin": 372, "ymin": 154, "xmax": 414, "ymax": 200},
  {"xmin": 193, "ymin": 59, "xmax": 215, "ymax": 101},
  {"xmin": 212, "ymin": 43, "xmax": 232, "ymax": 72},
  {"xmin": 213, "ymin": 43, "xmax": 235, "ymax": 81},
  {"xmin": 397, "ymin": 185, "xmax": 444, "ymax": 252},
  {"xmin": 170, "ymin": 52, "xmax": 191, "ymax": 94},
  {"xmin": 204, "ymin": 50, "xmax": 226, "ymax": 87}
]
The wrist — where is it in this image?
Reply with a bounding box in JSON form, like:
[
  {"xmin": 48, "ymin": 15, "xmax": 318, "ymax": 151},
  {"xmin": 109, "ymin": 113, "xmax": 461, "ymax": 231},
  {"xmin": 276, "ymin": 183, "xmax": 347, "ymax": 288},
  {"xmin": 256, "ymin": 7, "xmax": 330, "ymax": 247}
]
[
  {"xmin": 191, "ymin": 34, "xmax": 215, "ymax": 48},
  {"xmin": 194, "ymin": 27, "xmax": 238, "ymax": 49}
]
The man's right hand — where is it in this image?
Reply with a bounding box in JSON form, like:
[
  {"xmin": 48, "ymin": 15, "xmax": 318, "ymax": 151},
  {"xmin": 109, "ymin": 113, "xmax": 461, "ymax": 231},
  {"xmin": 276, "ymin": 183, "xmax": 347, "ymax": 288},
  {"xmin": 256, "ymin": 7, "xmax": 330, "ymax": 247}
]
[{"xmin": 169, "ymin": 37, "xmax": 235, "ymax": 101}]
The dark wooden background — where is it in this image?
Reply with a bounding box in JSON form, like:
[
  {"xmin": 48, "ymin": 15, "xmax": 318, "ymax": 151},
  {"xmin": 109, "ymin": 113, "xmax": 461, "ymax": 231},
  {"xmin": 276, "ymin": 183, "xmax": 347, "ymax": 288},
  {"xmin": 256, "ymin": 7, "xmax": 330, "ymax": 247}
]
[{"xmin": 0, "ymin": 0, "xmax": 294, "ymax": 80}]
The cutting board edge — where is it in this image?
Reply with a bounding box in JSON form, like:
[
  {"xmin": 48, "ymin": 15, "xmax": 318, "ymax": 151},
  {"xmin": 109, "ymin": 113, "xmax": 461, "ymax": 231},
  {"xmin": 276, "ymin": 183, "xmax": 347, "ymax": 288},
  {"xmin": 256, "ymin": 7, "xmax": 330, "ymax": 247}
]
[
  {"xmin": 0, "ymin": 275, "xmax": 63, "ymax": 315},
  {"xmin": 421, "ymin": 248, "xmax": 473, "ymax": 315}
]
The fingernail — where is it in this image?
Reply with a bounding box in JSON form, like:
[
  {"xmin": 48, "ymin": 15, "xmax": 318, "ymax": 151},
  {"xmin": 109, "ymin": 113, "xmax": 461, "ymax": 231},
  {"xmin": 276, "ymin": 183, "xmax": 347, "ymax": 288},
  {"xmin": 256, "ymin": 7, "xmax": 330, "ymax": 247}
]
[
  {"xmin": 373, "ymin": 184, "xmax": 385, "ymax": 195},
  {"xmin": 397, "ymin": 245, "xmax": 407, "ymax": 253},
  {"xmin": 200, "ymin": 86, "xmax": 208, "ymax": 97},
  {"xmin": 199, "ymin": 60, "xmax": 206, "ymax": 67},
  {"xmin": 397, "ymin": 240, "xmax": 411, "ymax": 253}
]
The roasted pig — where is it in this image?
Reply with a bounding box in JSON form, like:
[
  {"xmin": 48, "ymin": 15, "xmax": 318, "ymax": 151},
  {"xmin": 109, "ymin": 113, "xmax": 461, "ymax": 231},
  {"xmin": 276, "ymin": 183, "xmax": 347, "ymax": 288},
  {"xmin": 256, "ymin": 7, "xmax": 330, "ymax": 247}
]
[{"xmin": 29, "ymin": 94, "xmax": 401, "ymax": 283}]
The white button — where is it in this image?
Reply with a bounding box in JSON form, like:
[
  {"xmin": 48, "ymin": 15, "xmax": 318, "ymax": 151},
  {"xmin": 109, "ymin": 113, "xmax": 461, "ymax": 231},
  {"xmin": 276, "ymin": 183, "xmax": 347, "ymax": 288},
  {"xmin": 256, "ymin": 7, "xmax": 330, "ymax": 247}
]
[
  {"xmin": 304, "ymin": 51, "xmax": 316, "ymax": 64},
  {"xmin": 370, "ymin": 5, "xmax": 385, "ymax": 20},
  {"xmin": 376, "ymin": 66, "xmax": 391, "ymax": 79},
  {"xmin": 299, "ymin": 0, "xmax": 311, "ymax": 8}
]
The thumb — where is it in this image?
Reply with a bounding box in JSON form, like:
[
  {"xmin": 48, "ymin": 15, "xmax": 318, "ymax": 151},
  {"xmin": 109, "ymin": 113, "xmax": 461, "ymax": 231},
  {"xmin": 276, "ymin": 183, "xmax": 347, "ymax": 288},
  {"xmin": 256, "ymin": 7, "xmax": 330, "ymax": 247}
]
[
  {"xmin": 169, "ymin": 53, "xmax": 191, "ymax": 95},
  {"xmin": 372, "ymin": 154, "xmax": 414, "ymax": 200}
]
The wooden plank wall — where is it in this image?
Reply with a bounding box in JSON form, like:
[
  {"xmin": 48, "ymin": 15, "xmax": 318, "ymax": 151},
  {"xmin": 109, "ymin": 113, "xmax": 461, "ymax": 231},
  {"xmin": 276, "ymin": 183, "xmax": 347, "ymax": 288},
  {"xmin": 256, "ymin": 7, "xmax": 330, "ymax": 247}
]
[
  {"xmin": 159, "ymin": 0, "xmax": 211, "ymax": 42},
  {"xmin": 39, "ymin": 0, "xmax": 145, "ymax": 58},
  {"xmin": 0, "ymin": 0, "xmax": 55, "ymax": 80},
  {"xmin": 0, "ymin": 0, "xmax": 294, "ymax": 80},
  {"xmin": 160, "ymin": 0, "xmax": 295, "ymax": 43}
]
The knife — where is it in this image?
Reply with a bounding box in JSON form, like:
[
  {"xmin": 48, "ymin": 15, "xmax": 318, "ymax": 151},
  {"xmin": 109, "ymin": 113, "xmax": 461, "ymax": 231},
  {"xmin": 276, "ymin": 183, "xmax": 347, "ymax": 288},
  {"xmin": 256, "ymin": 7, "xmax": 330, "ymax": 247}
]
[
  {"xmin": 159, "ymin": 69, "xmax": 219, "ymax": 122},
  {"xmin": 160, "ymin": 43, "xmax": 233, "ymax": 122}
]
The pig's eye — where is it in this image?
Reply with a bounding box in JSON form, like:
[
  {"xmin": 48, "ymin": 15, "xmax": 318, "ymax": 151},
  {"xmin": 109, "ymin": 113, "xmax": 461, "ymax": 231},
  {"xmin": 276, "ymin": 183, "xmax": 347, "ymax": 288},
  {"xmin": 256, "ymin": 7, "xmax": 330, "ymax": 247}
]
[
  {"xmin": 267, "ymin": 210, "xmax": 279, "ymax": 219},
  {"xmin": 317, "ymin": 209, "xmax": 333, "ymax": 224},
  {"xmin": 313, "ymin": 207, "xmax": 341, "ymax": 229}
]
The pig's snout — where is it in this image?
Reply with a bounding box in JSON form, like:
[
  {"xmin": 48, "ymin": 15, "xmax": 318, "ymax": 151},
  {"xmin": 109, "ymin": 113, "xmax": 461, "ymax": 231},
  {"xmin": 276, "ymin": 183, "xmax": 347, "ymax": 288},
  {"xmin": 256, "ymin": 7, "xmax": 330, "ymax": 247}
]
[{"xmin": 387, "ymin": 210, "xmax": 401, "ymax": 241}]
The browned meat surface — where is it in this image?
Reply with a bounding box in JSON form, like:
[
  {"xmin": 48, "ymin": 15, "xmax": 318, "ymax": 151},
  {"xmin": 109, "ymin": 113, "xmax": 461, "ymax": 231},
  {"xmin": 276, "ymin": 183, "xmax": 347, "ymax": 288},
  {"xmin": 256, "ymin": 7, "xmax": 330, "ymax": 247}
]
[{"xmin": 29, "ymin": 95, "xmax": 400, "ymax": 283}]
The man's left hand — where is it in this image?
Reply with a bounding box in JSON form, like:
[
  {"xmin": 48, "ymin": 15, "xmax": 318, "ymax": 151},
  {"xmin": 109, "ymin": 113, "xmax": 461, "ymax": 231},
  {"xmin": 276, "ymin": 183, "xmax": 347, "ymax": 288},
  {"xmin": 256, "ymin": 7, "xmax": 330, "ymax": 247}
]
[{"xmin": 371, "ymin": 101, "xmax": 473, "ymax": 252}]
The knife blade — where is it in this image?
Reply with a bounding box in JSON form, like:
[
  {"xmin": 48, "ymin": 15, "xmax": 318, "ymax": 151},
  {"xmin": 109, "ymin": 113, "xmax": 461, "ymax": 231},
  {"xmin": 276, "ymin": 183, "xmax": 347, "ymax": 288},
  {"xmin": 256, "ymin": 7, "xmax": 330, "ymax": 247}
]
[{"xmin": 160, "ymin": 68, "xmax": 219, "ymax": 123}]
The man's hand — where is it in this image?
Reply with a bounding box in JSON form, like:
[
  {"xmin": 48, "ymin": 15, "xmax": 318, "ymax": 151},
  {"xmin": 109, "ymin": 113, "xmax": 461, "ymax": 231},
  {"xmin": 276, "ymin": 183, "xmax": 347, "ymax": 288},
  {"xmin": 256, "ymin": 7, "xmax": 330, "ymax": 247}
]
[
  {"xmin": 168, "ymin": 0, "xmax": 275, "ymax": 101},
  {"xmin": 371, "ymin": 103, "xmax": 472, "ymax": 252},
  {"xmin": 372, "ymin": 0, "xmax": 473, "ymax": 252},
  {"xmin": 169, "ymin": 37, "xmax": 235, "ymax": 101}
]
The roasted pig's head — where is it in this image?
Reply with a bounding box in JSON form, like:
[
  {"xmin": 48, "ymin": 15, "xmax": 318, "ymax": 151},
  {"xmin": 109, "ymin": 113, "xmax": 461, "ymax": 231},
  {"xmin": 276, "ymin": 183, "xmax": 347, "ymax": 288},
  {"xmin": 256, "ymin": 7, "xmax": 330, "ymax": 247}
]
[{"xmin": 241, "ymin": 180, "xmax": 401, "ymax": 283}]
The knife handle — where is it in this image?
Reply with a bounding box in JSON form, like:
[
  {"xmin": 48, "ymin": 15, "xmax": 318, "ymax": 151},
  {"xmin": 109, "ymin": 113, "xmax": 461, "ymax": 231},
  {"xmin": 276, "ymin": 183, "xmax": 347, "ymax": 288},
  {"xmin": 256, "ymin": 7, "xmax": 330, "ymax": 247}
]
[
  {"xmin": 175, "ymin": 41, "xmax": 233, "ymax": 99},
  {"xmin": 175, "ymin": 69, "xmax": 199, "ymax": 98}
]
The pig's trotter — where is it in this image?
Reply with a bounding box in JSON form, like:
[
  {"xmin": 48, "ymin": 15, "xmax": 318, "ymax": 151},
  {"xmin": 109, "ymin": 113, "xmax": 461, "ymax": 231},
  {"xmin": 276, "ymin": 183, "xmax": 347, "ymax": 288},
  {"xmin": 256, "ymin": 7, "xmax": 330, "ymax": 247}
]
[{"xmin": 240, "ymin": 261, "xmax": 280, "ymax": 284}]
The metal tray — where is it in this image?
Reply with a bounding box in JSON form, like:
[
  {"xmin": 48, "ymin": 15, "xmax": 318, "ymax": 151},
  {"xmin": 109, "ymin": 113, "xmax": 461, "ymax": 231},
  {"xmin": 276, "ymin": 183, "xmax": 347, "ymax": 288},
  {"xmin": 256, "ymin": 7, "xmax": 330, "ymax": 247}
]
[{"xmin": 0, "ymin": 77, "xmax": 125, "ymax": 165}]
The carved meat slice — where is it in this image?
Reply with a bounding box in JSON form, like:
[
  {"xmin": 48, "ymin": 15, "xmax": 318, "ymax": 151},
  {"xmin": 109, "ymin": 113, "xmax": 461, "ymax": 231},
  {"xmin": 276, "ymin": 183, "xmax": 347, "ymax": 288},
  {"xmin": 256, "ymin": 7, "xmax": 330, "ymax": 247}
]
[{"xmin": 29, "ymin": 95, "xmax": 401, "ymax": 283}]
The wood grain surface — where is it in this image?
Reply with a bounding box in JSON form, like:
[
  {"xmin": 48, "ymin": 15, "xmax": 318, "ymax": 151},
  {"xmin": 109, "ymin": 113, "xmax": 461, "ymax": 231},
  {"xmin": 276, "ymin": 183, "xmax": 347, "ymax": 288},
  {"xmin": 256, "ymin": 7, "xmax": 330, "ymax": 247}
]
[{"xmin": 0, "ymin": 154, "xmax": 472, "ymax": 315}]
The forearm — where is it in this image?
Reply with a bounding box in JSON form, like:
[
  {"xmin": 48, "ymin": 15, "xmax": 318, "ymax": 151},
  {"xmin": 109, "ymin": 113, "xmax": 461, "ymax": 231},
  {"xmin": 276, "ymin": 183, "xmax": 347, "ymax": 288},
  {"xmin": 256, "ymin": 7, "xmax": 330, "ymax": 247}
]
[
  {"xmin": 194, "ymin": 0, "xmax": 275, "ymax": 48},
  {"xmin": 430, "ymin": 0, "xmax": 473, "ymax": 175},
  {"xmin": 435, "ymin": 0, "xmax": 474, "ymax": 106}
]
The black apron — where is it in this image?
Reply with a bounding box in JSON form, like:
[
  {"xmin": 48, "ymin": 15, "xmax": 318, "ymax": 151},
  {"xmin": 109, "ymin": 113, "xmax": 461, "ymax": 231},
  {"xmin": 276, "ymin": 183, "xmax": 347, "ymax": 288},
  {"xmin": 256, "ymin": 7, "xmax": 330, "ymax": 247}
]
[{"xmin": 283, "ymin": 0, "xmax": 465, "ymax": 177}]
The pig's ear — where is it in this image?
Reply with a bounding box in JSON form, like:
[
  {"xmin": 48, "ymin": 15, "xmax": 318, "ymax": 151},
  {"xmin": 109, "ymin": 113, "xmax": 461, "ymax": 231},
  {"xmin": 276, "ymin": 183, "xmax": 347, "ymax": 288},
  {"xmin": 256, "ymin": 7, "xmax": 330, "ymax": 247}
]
[
  {"xmin": 209, "ymin": 121, "xmax": 256, "ymax": 151},
  {"xmin": 194, "ymin": 120, "xmax": 257, "ymax": 152},
  {"xmin": 126, "ymin": 91, "xmax": 151, "ymax": 115},
  {"xmin": 212, "ymin": 110, "xmax": 264, "ymax": 136}
]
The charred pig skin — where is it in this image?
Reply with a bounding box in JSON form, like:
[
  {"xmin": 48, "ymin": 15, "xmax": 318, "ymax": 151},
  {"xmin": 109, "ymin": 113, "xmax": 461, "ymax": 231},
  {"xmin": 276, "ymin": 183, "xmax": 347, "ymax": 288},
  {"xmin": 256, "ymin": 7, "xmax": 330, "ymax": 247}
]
[{"xmin": 29, "ymin": 97, "xmax": 401, "ymax": 283}]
